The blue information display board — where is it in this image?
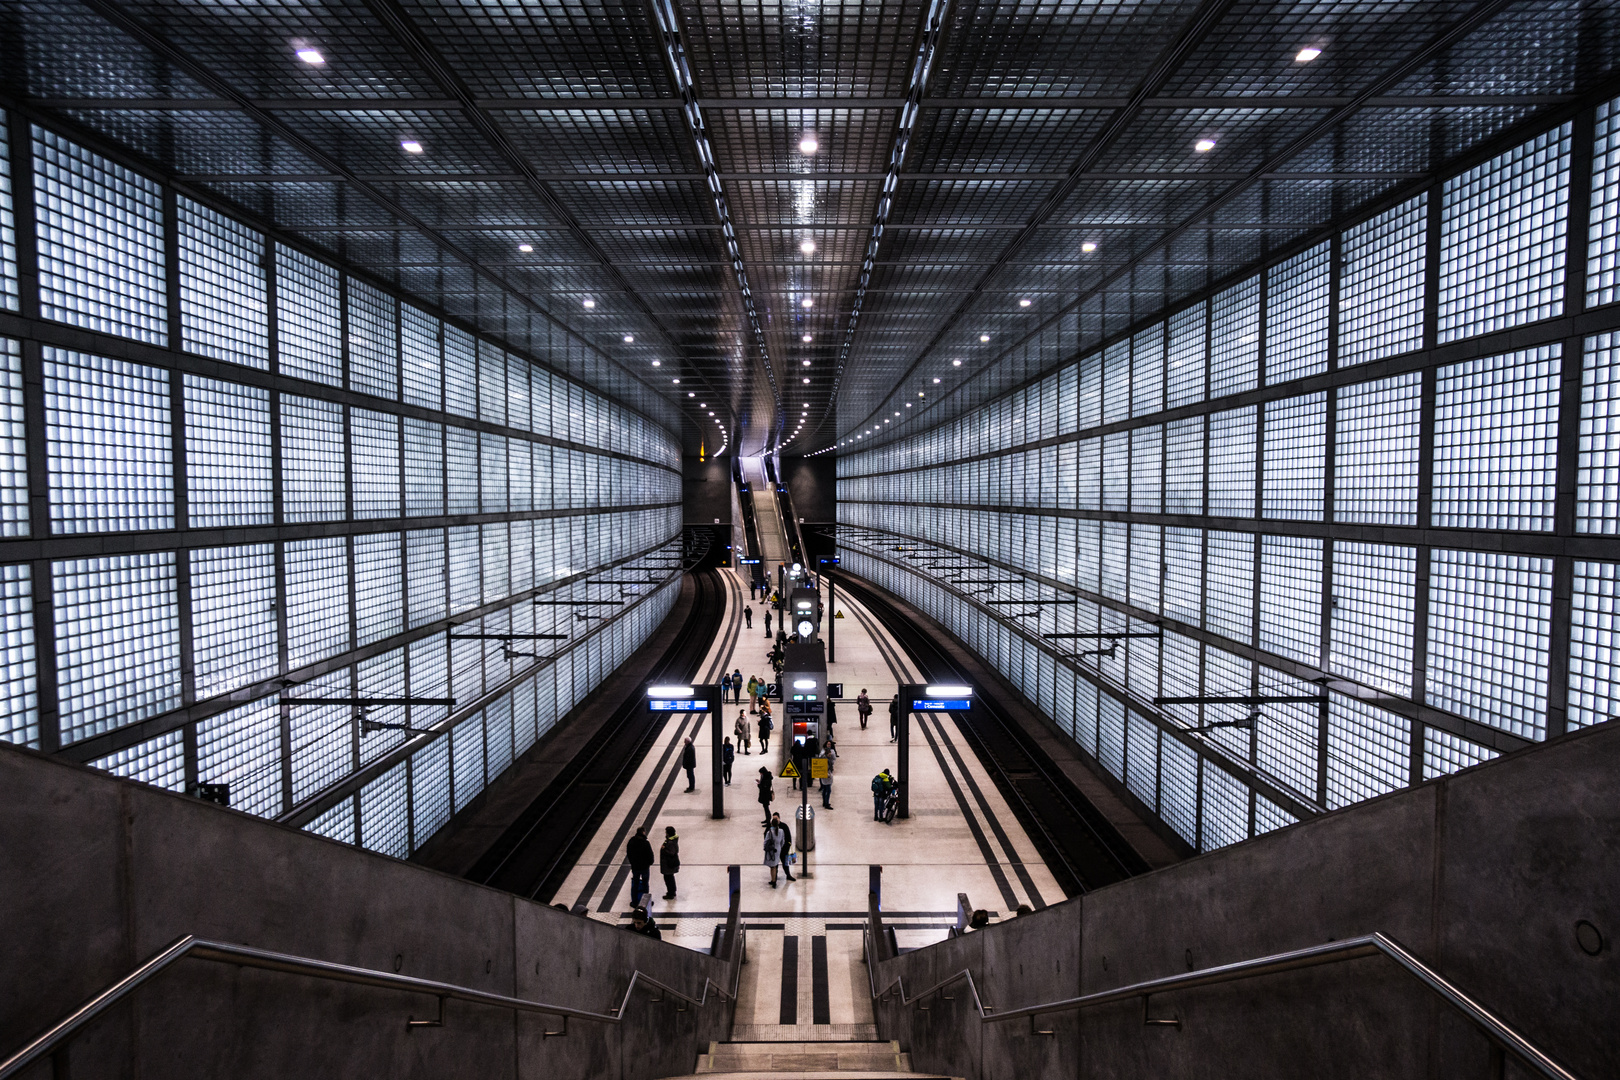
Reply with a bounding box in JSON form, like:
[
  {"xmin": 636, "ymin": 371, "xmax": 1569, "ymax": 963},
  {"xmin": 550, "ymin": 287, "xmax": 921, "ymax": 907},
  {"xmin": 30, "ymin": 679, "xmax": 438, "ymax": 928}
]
[
  {"xmin": 649, "ymin": 699, "xmax": 709, "ymax": 712},
  {"xmin": 912, "ymin": 699, "xmax": 971, "ymax": 711}
]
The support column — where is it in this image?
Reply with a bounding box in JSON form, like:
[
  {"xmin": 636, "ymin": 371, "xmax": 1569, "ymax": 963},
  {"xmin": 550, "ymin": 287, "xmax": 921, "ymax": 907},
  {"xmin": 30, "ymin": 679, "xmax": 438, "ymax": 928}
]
[
  {"xmin": 711, "ymin": 701, "xmax": 724, "ymax": 819},
  {"xmin": 897, "ymin": 701, "xmax": 910, "ymax": 820}
]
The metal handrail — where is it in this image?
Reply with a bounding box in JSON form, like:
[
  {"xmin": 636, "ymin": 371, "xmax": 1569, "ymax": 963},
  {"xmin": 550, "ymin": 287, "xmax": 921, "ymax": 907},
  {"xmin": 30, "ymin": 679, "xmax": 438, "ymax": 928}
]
[
  {"xmin": 862, "ymin": 927, "xmax": 1582, "ymax": 1080},
  {"xmin": 0, "ymin": 930, "xmax": 745, "ymax": 1080}
]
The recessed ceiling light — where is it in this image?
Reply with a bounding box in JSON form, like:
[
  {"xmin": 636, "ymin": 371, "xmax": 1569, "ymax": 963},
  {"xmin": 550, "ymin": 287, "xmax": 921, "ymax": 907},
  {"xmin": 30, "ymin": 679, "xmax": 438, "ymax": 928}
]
[
  {"xmin": 802, "ymin": 333, "xmax": 813, "ymax": 342},
  {"xmin": 799, "ymin": 134, "xmax": 819, "ymax": 154},
  {"xmin": 623, "ymin": 335, "xmax": 634, "ymax": 343},
  {"xmin": 400, "ymin": 140, "xmax": 424, "ymax": 154},
  {"xmin": 894, "ymin": 412, "xmax": 900, "ymax": 417},
  {"xmin": 1295, "ymin": 46, "xmax": 1322, "ymax": 62},
  {"xmin": 688, "ymin": 391, "xmax": 695, "ymax": 397},
  {"xmin": 801, "ymin": 298, "xmax": 813, "ymax": 308},
  {"xmin": 1081, "ymin": 241, "xmax": 1098, "ymax": 253},
  {"xmin": 582, "ymin": 298, "xmax": 595, "ymax": 309},
  {"xmin": 1019, "ymin": 298, "xmax": 1031, "ymax": 307},
  {"xmin": 905, "ymin": 402, "xmax": 911, "ymax": 407},
  {"xmin": 932, "ymin": 377, "xmax": 941, "ymax": 383},
  {"xmin": 296, "ymin": 48, "xmax": 325, "ymax": 65},
  {"xmin": 800, "ymin": 239, "xmax": 816, "ymax": 254},
  {"xmin": 652, "ymin": 360, "xmax": 661, "ymax": 367},
  {"xmin": 518, "ymin": 243, "xmax": 533, "ymax": 252},
  {"xmin": 700, "ymin": 403, "xmax": 706, "ymax": 408},
  {"xmin": 802, "ymin": 359, "xmax": 811, "ymax": 366},
  {"xmin": 672, "ymin": 378, "xmax": 680, "ymax": 383},
  {"xmin": 952, "ymin": 360, "xmax": 962, "ymax": 367},
  {"xmin": 802, "ymin": 377, "xmax": 811, "ymax": 383},
  {"xmin": 1195, "ymin": 138, "xmax": 1217, "ymax": 153}
]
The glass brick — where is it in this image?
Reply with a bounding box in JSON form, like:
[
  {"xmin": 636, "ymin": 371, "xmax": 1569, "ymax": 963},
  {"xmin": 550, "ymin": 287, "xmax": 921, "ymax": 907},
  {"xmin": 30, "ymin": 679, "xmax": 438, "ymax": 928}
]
[
  {"xmin": 177, "ymin": 197, "xmax": 267, "ymax": 369},
  {"xmin": 1426, "ymin": 550, "xmax": 1551, "ymax": 740},
  {"xmin": 44, "ymin": 348, "xmax": 172, "ymax": 535}
]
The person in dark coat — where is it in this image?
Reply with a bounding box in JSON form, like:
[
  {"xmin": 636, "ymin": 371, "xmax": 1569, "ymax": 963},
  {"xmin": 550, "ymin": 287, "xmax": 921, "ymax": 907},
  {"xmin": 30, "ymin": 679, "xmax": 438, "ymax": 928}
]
[
  {"xmin": 743, "ymin": 605, "xmax": 752, "ymax": 629},
  {"xmin": 764, "ymin": 609, "xmax": 772, "ymax": 638},
  {"xmin": 889, "ymin": 696, "xmax": 900, "ymax": 742},
  {"xmin": 680, "ymin": 736, "xmax": 697, "ymax": 792},
  {"xmin": 626, "ymin": 826, "xmax": 654, "ymax": 907},
  {"xmin": 857, "ymin": 689, "xmax": 871, "ymax": 729},
  {"xmin": 720, "ymin": 672, "xmax": 732, "ymax": 702},
  {"xmin": 722, "ymin": 737, "xmax": 735, "ymax": 785},
  {"xmin": 732, "ymin": 668, "xmax": 743, "ymax": 703},
  {"xmin": 659, "ymin": 826, "xmax": 680, "ymax": 899},
  {"xmin": 756, "ymin": 767, "xmax": 773, "ymax": 826},
  {"xmin": 758, "ymin": 711, "xmax": 772, "ymax": 753},
  {"xmin": 768, "ymin": 812, "xmax": 795, "ymax": 883},
  {"xmin": 629, "ymin": 907, "xmax": 661, "ymax": 940}
]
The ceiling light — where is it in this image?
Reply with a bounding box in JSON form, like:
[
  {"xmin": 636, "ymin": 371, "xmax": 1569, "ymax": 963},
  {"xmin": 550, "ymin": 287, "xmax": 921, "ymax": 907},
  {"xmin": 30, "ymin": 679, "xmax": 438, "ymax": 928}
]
[
  {"xmin": 623, "ymin": 335, "xmax": 634, "ymax": 343},
  {"xmin": 802, "ymin": 333, "xmax": 813, "ymax": 342},
  {"xmin": 801, "ymin": 298, "xmax": 813, "ymax": 308},
  {"xmin": 932, "ymin": 377, "xmax": 941, "ymax": 383},
  {"xmin": 799, "ymin": 135, "xmax": 819, "ymax": 154},
  {"xmin": 952, "ymin": 360, "xmax": 962, "ymax": 367},
  {"xmin": 652, "ymin": 360, "xmax": 661, "ymax": 367},
  {"xmin": 894, "ymin": 412, "xmax": 900, "ymax": 417},
  {"xmin": 1081, "ymin": 241, "xmax": 1098, "ymax": 253},
  {"xmin": 800, "ymin": 239, "xmax": 816, "ymax": 254},
  {"xmin": 582, "ymin": 298, "xmax": 595, "ymax": 309},
  {"xmin": 518, "ymin": 243, "xmax": 533, "ymax": 253},
  {"xmin": 296, "ymin": 48, "xmax": 326, "ymax": 65},
  {"xmin": 672, "ymin": 378, "xmax": 680, "ymax": 384},
  {"xmin": 803, "ymin": 377, "xmax": 810, "ymax": 383},
  {"xmin": 687, "ymin": 391, "xmax": 695, "ymax": 397},
  {"xmin": 802, "ymin": 359, "xmax": 811, "ymax": 366},
  {"xmin": 1019, "ymin": 298, "xmax": 1031, "ymax": 307},
  {"xmin": 1295, "ymin": 46, "xmax": 1322, "ymax": 62},
  {"xmin": 1195, "ymin": 138, "xmax": 1217, "ymax": 153},
  {"xmin": 905, "ymin": 402, "xmax": 911, "ymax": 407},
  {"xmin": 700, "ymin": 403, "xmax": 706, "ymax": 408},
  {"xmin": 400, "ymin": 140, "xmax": 424, "ymax": 154}
]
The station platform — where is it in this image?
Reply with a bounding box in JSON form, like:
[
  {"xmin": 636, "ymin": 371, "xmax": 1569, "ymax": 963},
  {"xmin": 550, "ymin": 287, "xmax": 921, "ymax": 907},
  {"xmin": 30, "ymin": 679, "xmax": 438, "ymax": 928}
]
[{"xmin": 552, "ymin": 568, "xmax": 1062, "ymax": 1038}]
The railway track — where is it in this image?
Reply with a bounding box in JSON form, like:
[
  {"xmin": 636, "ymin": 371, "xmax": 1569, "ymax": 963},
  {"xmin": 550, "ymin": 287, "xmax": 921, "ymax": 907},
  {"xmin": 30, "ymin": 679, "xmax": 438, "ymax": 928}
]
[
  {"xmin": 837, "ymin": 574, "xmax": 1148, "ymax": 897},
  {"xmin": 466, "ymin": 568, "xmax": 732, "ymax": 902}
]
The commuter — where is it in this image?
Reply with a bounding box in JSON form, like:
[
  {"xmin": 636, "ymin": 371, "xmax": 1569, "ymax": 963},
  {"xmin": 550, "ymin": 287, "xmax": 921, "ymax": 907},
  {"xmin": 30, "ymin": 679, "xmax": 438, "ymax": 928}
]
[
  {"xmin": 743, "ymin": 605, "xmax": 752, "ymax": 630},
  {"xmin": 872, "ymin": 768, "xmax": 895, "ymax": 821},
  {"xmin": 629, "ymin": 907, "xmax": 662, "ymax": 940},
  {"xmin": 757, "ymin": 710, "xmax": 772, "ymax": 754},
  {"xmin": 968, "ymin": 909, "xmax": 990, "ymax": 931},
  {"xmin": 659, "ymin": 826, "xmax": 680, "ymax": 899},
  {"xmin": 769, "ymin": 812, "xmax": 796, "ymax": 883},
  {"xmin": 626, "ymin": 826, "xmax": 654, "ymax": 907},
  {"xmin": 889, "ymin": 696, "xmax": 899, "ymax": 743},
  {"xmin": 680, "ymin": 736, "xmax": 697, "ymax": 793},
  {"xmin": 748, "ymin": 674, "xmax": 760, "ymax": 714},
  {"xmin": 732, "ymin": 668, "xmax": 744, "ymax": 703},
  {"xmin": 722, "ymin": 737, "xmax": 735, "ymax": 785},
  {"xmin": 1016, "ymin": 904, "xmax": 1033, "ymax": 917},
  {"xmin": 763, "ymin": 813, "xmax": 787, "ymax": 888},
  {"xmin": 764, "ymin": 609, "xmax": 773, "ymax": 638},
  {"xmin": 819, "ymin": 741, "xmax": 837, "ymax": 809},
  {"xmin": 735, "ymin": 710, "xmax": 752, "ymax": 754},
  {"xmin": 757, "ymin": 767, "xmax": 774, "ymax": 826},
  {"xmin": 857, "ymin": 690, "xmax": 871, "ymax": 730},
  {"xmin": 720, "ymin": 671, "xmax": 733, "ymax": 703},
  {"xmin": 825, "ymin": 697, "xmax": 837, "ymax": 734}
]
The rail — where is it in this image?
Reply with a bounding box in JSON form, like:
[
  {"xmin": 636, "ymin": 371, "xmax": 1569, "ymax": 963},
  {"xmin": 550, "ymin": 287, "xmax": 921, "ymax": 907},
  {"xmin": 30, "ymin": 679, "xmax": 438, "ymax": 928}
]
[
  {"xmin": 0, "ymin": 922, "xmax": 747, "ymax": 1080},
  {"xmin": 861, "ymin": 925, "xmax": 1582, "ymax": 1080}
]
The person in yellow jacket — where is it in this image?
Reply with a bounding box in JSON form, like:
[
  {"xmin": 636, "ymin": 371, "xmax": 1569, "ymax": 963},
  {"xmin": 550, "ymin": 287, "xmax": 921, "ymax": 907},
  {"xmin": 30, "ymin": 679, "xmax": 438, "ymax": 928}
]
[{"xmin": 747, "ymin": 674, "xmax": 760, "ymax": 714}]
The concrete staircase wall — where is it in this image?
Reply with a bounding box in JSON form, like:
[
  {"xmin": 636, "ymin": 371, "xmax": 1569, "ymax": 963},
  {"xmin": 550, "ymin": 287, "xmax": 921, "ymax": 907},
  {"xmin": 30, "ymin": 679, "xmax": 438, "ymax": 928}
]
[
  {"xmin": 0, "ymin": 742, "xmax": 733, "ymax": 1080},
  {"xmin": 868, "ymin": 721, "xmax": 1620, "ymax": 1080}
]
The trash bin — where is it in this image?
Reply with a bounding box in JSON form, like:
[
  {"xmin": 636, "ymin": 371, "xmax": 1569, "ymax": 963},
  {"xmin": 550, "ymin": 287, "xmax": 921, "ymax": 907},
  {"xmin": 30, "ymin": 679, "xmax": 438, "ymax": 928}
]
[{"xmin": 795, "ymin": 804, "xmax": 815, "ymax": 851}]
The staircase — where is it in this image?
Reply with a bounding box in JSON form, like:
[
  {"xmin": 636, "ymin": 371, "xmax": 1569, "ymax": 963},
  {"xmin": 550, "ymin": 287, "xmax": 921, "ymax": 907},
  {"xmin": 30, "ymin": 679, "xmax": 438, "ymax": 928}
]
[{"xmin": 661, "ymin": 1037, "xmax": 957, "ymax": 1079}]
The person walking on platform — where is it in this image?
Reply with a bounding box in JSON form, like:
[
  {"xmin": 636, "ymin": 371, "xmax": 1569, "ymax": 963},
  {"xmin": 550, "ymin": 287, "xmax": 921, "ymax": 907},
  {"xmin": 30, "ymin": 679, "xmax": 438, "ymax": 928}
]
[
  {"xmin": 722, "ymin": 737, "xmax": 735, "ymax": 785},
  {"xmin": 747, "ymin": 674, "xmax": 760, "ymax": 714},
  {"xmin": 857, "ymin": 689, "xmax": 871, "ymax": 730},
  {"xmin": 768, "ymin": 812, "xmax": 796, "ymax": 884},
  {"xmin": 763, "ymin": 813, "xmax": 787, "ymax": 888},
  {"xmin": 889, "ymin": 696, "xmax": 899, "ymax": 743},
  {"xmin": 743, "ymin": 605, "xmax": 752, "ymax": 630},
  {"xmin": 735, "ymin": 710, "xmax": 751, "ymax": 754},
  {"xmin": 758, "ymin": 704, "xmax": 773, "ymax": 753},
  {"xmin": 680, "ymin": 736, "xmax": 697, "ymax": 792},
  {"xmin": 720, "ymin": 671, "xmax": 732, "ymax": 704},
  {"xmin": 659, "ymin": 826, "xmax": 680, "ymax": 900},
  {"xmin": 626, "ymin": 827, "xmax": 654, "ymax": 907},
  {"xmin": 732, "ymin": 668, "xmax": 743, "ymax": 703},
  {"xmin": 819, "ymin": 741, "xmax": 837, "ymax": 809},
  {"xmin": 756, "ymin": 767, "xmax": 774, "ymax": 826},
  {"xmin": 764, "ymin": 609, "xmax": 773, "ymax": 639}
]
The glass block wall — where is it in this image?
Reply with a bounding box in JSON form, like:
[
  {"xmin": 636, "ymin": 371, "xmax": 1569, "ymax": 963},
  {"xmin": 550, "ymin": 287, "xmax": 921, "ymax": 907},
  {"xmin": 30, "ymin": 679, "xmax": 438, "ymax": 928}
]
[
  {"xmin": 837, "ymin": 101, "xmax": 1620, "ymax": 855},
  {"xmin": 0, "ymin": 115, "xmax": 684, "ymax": 859}
]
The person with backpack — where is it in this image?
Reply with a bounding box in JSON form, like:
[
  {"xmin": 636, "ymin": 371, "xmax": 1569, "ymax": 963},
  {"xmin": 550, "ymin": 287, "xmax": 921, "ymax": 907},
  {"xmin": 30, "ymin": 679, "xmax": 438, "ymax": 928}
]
[
  {"xmin": 659, "ymin": 826, "xmax": 680, "ymax": 899},
  {"xmin": 735, "ymin": 710, "xmax": 752, "ymax": 754},
  {"xmin": 732, "ymin": 668, "xmax": 743, "ymax": 703},
  {"xmin": 872, "ymin": 768, "xmax": 895, "ymax": 821},
  {"xmin": 626, "ymin": 826, "xmax": 654, "ymax": 908},
  {"xmin": 720, "ymin": 671, "xmax": 732, "ymax": 703},
  {"xmin": 722, "ymin": 737, "xmax": 735, "ymax": 785},
  {"xmin": 757, "ymin": 708, "xmax": 773, "ymax": 753},
  {"xmin": 857, "ymin": 689, "xmax": 872, "ymax": 730},
  {"xmin": 756, "ymin": 766, "xmax": 773, "ymax": 826}
]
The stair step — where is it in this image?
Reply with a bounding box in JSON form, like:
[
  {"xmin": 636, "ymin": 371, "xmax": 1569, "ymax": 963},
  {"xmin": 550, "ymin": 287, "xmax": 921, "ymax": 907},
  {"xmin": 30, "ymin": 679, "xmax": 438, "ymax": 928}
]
[{"xmin": 693, "ymin": 1039, "xmax": 920, "ymax": 1076}]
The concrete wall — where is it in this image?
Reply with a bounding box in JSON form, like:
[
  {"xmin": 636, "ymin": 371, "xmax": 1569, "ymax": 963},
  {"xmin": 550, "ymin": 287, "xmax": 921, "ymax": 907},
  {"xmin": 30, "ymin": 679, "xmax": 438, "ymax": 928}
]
[
  {"xmin": 780, "ymin": 455, "xmax": 836, "ymax": 564},
  {"xmin": 684, "ymin": 454, "xmax": 733, "ymax": 569},
  {"xmin": 0, "ymin": 743, "xmax": 732, "ymax": 1080},
  {"xmin": 869, "ymin": 722, "xmax": 1619, "ymax": 1080}
]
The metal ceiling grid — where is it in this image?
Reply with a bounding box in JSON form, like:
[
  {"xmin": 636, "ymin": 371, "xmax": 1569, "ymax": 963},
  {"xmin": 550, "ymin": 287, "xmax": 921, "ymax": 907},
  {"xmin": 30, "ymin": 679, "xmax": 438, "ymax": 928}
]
[
  {"xmin": 490, "ymin": 108, "xmax": 699, "ymax": 175},
  {"xmin": 679, "ymin": 0, "xmax": 925, "ymax": 99},
  {"xmin": 907, "ymin": 107, "xmax": 1118, "ymax": 175},
  {"xmin": 705, "ymin": 108, "xmax": 899, "ymax": 172},
  {"xmin": 888, "ymin": 177, "xmax": 1059, "ymax": 226}
]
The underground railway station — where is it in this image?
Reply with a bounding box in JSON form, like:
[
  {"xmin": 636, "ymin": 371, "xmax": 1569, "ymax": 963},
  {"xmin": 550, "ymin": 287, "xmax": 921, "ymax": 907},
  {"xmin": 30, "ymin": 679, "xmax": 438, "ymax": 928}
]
[{"xmin": 0, "ymin": 3, "xmax": 1616, "ymax": 1079}]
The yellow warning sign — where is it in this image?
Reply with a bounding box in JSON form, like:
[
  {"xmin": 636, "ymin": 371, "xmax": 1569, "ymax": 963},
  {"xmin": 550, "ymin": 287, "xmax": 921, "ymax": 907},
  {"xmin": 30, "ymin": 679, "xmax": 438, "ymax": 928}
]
[
  {"xmin": 834, "ymin": 610, "xmax": 845, "ymax": 618},
  {"xmin": 779, "ymin": 761, "xmax": 800, "ymax": 778},
  {"xmin": 810, "ymin": 758, "xmax": 830, "ymax": 779}
]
